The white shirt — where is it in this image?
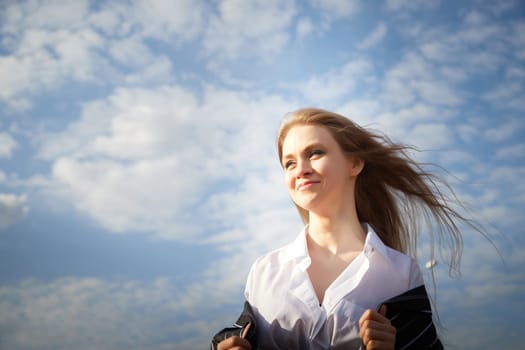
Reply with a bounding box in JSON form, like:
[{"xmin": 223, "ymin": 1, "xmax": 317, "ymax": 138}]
[{"xmin": 244, "ymin": 223, "xmax": 424, "ymax": 350}]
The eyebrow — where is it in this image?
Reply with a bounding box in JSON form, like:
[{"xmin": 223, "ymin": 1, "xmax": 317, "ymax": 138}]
[{"xmin": 281, "ymin": 142, "xmax": 325, "ymax": 162}]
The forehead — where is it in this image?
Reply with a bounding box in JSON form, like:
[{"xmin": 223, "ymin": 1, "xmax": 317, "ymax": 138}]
[{"xmin": 282, "ymin": 124, "xmax": 337, "ymax": 152}]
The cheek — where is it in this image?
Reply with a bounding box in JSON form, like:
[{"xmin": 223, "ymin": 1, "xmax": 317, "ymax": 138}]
[
  {"xmin": 284, "ymin": 172, "xmax": 295, "ymax": 191},
  {"xmin": 312, "ymin": 160, "xmax": 329, "ymax": 176}
]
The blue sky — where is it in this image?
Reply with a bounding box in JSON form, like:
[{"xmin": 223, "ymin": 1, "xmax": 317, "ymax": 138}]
[{"xmin": 0, "ymin": 0, "xmax": 524, "ymax": 349}]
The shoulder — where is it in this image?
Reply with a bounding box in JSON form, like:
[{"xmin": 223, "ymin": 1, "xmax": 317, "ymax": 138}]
[
  {"xmin": 383, "ymin": 246, "xmax": 424, "ymax": 288},
  {"xmin": 249, "ymin": 227, "xmax": 307, "ymax": 274},
  {"xmin": 365, "ymin": 224, "xmax": 424, "ymax": 288},
  {"xmin": 244, "ymin": 236, "xmax": 303, "ymax": 301},
  {"xmin": 249, "ymin": 241, "xmax": 295, "ymax": 274}
]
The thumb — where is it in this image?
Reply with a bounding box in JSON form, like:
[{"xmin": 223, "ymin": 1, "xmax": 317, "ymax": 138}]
[
  {"xmin": 241, "ymin": 322, "xmax": 251, "ymax": 339},
  {"xmin": 379, "ymin": 304, "xmax": 387, "ymax": 317}
]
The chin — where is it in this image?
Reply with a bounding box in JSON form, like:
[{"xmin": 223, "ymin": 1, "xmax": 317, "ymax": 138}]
[{"xmin": 295, "ymin": 199, "xmax": 321, "ymax": 213}]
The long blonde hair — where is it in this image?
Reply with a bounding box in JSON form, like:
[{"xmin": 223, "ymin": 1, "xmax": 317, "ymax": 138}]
[{"xmin": 277, "ymin": 108, "xmax": 468, "ymax": 273}]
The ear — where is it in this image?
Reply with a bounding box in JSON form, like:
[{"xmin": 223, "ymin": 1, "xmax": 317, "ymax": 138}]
[{"xmin": 348, "ymin": 157, "xmax": 364, "ymax": 177}]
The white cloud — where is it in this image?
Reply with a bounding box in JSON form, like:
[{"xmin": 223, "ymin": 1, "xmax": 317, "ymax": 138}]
[
  {"xmin": 0, "ymin": 0, "xmax": 206, "ymax": 110},
  {"xmin": 412, "ymin": 80, "xmax": 462, "ymax": 106},
  {"xmin": 435, "ymin": 270, "xmax": 524, "ymax": 349},
  {"xmin": 380, "ymin": 49, "xmax": 469, "ymax": 110},
  {"xmin": 483, "ymin": 82, "xmax": 525, "ymax": 111},
  {"xmin": 128, "ymin": 0, "xmax": 207, "ymax": 41},
  {"xmin": 357, "ymin": 22, "xmax": 388, "ymax": 50},
  {"xmin": 405, "ymin": 123, "xmax": 453, "ymax": 150},
  {"xmin": 456, "ymin": 122, "xmax": 481, "ymax": 143},
  {"xmin": 439, "ymin": 66, "xmax": 468, "ymax": 83},
  {"xmin": 417, "ymin": 9, "xmax": 512, "ymax": 79},
  {"xmin": 419, "ymin": 41, "xmax": 456, "ymax": 63},
  {"xmin": 0, "ymin": 193, "xmax": 28, "ymax": 231},
  {"xmin": 297, "ymin": 58, "xmax": 374, "ymax": 104},
  {"xmin": 485, "ymin": 118, "xmax": 524, "ymax": 141},
  {"xmin": 510, "ymin": 21, "xmax": 525, "ymax": 60},
  {"xmin": 438, "ymin": 150, "xmax": 477, "ymax": 166},
  {"xmin": 123, "ymin": 56, "xmax": 174, "ymax": 84},
  {"xmin": 455, "ymin": 23, "xmax": 505, "ymax": 46},
  {"xmin": 0, "ymin": 0, "xmax": 91, "ymax": 32},
  {"xmin": 203, "ymin": 0, "xmax": 296, "ymax": 60},
  {"xmin": 382, "ymin": 53, "xmax": 435, "ymax": 107},
  {"xmin": 0, "ymin": 131, "xmax": 18, "ymax": 158},
  {"xmin": 51, "ymin": 156, "xmax": 205, "ymax": 235},
  {"xmin": 0, "ymin": 277, "xmax": 207, "ymax": 350},
  {"xmin": 311, "ymin": 0, "xmax": 361, "ymax": 19},
  {"xmin": 487, "ymin": 0, "xmax": 520, "ymax": 16},
  {"xmin": 76, "ymin": 0, "xmax": 207, "ymax": 42},
  {"xmin": 337, "ymin": 99, "xmax": 382, "ymax": 127},
  {"xmin": 0, "ymin": 25, "xmax": 107, "ymax": 108},
  {"xmin": 496, "ymin": 143, "xmax": 525, "ymax": 159},
  {"xmin": 38, "ymin": 84, "xmax": 295, "ymax": 241},
  {"xmin": 87, "ymin": 86, "xmax": 200, "ymax": 160},
  {"xmin": 374, "ymin": 103, "xmax": 451, "ymax": 140},
  {"xmin": 485, "ymin": 166, "xmax": 525, "ymax": 206},
  {"xmin": 296, "ymin": 17, "xmax": 314, "ymax": 39},
  {"xmin": 108, "ymin": 36, "xmax": 156, "ymax": 67},
  {"xmin": 385, "ymin": 0, "xmax": 440, "ymax": 12},
  {"xmin": 421, "ymin": 218, "xmax": 525, "ymax": 349}
]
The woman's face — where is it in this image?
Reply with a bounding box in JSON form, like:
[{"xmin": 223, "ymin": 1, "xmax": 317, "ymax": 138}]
[{"xmin": 281, "ymin": 124, "xmax": 359, "ymax": 216}]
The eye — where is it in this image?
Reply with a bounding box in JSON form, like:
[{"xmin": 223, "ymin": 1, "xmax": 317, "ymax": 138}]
[
  {"xmin": 308, "ymin": 149, "xmax": 325, "ymax": 158},
  {"xmin": 284, "ymin": 160, "xmax": 295, "ymax": 170}
]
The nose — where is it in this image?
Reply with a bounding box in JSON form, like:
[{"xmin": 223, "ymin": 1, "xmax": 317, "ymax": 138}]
[{"xmin": 295, "ymin": 159, "xmax": 312, "ymax": 178}]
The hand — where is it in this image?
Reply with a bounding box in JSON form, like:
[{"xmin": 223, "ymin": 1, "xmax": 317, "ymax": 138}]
[
  {"xmin": 359, "ymin": 305, "xmax": 396, "ymax": 350},
  {"xmin": 217, "ymin": 323, "xmax": 252, "ymax": 350}
]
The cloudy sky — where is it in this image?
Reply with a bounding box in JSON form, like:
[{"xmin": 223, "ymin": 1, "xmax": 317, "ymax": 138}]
[{"xmin": 0, "ymin": 0, "xmax": 524, "ymax": 349}]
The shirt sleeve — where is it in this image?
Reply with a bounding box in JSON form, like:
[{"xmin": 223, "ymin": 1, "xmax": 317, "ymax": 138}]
[{"xmin": 244, "ymin": 257, "xmax": 258, "ymax": 303}]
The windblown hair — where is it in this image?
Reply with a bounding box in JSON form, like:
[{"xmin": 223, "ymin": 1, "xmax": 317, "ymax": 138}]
[{"xmin": 277, "ymin": 108, "xmax": 469, "ymax": 274}]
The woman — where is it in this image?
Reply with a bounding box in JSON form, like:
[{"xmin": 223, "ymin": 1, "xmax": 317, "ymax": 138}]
[{"xmin": 212, "ymin": 108, "xmax": 465, "ymax": 349}]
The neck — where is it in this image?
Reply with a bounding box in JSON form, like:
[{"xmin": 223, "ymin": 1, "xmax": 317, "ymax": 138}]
[{"xmin": 307, "ymin": 211, "xmax": 365, "ymax": 255}]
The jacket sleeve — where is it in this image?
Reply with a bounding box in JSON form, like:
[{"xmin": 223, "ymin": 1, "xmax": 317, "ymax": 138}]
[
  {"xmin": 210, "ymin": 301, "xmax": 258, "ymax": 350},
  {"xmin": 381, "ymin": 285, "xmax": 443, "ymax": 350}
]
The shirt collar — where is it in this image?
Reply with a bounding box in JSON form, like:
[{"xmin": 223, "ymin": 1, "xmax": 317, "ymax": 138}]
[
  {"xmin": 284, "ymin": 223, "xmax": 391, "ymax": 263},
  {"xmin": 362, "ymin": 223, "xmax": 390, "ymax": 261},
  {"xmin": 285, "ymin": 225, "xmax": 310, "ymax": 262}
]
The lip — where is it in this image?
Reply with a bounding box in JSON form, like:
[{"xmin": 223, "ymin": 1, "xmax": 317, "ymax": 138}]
[{"xmin": 297, "ymin": 180, "xmax": 320, "ymax": 191}]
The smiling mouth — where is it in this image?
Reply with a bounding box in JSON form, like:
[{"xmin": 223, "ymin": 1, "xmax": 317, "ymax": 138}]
[{"xmin": 297, "ymin": 181, "xmax": 319, "ymax": 191}]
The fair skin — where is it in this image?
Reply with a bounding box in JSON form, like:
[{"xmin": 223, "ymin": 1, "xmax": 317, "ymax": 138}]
[{"xmin": 219, "ymin": 124, "xmax": 395, "ymax": 350}]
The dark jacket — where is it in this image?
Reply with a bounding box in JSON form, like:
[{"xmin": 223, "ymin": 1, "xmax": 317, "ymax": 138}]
[
  {"xmin": 211, "ymin": 285, "xmax": 443, "ymax": 350},
  {"xmin": 211, "ymin": 301, "xmax": 258, "ymax": 350}
]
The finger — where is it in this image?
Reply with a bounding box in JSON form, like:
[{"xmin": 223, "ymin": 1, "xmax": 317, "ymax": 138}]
[
  {"xmin": 360, "ymin": 323, "xmax": 396, "ymax": 340},
  {"xmin": 360, "ymin": 325, "xmax": 396, "ymax": 349},
  {"xmin": 359, "ymin": 309, "xmax": 388, "ymax": 329},
  {"xmin": 217, "ymin": 336, "xmax": 252, "ymax": 350},
  {"xmin": 379, "ymin": 304, "xmax": 387, "ymax": 317},
  {"xmin": 359, "ymin": 309, "xmax": 373, "ymax": 328},
  {"xmin": 364, "ymin": 339, "xmax": 395, "ymax": 350},
  {"xmin": 241, "ymin": 322, "xmax": 251, "ymax": 339},
  {"xmin": 359, "ymin": 309, "xmax": 396, "ymax": 347},
  {"xmin": 360, "ymin": 317, "xmax": 396, "ymax": 334},
  {"xmin": 360, "ymin": 321, "xmax": 396, "ymax": 342}
]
